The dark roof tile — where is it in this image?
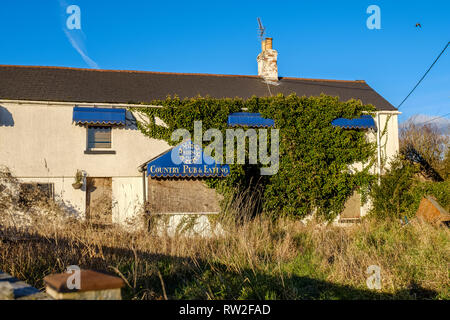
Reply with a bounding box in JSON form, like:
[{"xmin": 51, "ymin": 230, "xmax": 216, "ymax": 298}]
[{"xmin": 0, "ymin": 65, "xmax": 397, "ymax": 111}]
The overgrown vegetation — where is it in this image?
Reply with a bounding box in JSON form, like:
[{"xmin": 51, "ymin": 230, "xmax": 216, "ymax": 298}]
[
  {"xmin": 0, "ymin": 183, "xmax": 448, "ymax": 300},
  {"xmin": 370, "ymin": 120, "xmax": 449, "ymax": 219},
  {"xmin": 369, "ymin": 157, "xmax": 449, "ymax": 219},
  {"xmin": 133, "ymin": 94, "xmax": 377, "ymax": 220},
  {"xmin": 400, "ymin": 119, "xmax": 449, "ymax": 180}
]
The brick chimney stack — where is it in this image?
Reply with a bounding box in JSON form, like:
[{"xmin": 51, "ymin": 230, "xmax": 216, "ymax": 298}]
[{"xmin": 257, "ymin": 38, "xmax": 278, "ymax": 81}]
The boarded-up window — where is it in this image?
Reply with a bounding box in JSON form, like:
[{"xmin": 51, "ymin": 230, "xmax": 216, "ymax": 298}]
[
  {"xmin": 339, "ymin": 191, "xmax": 361, "ymax": 222},
  {"xmin": 147, "ymin": 178, "xmax": 222, "ymax": 214},
  {"xmin": 87, "ymin": 126, "xmax": 111, "ymax": 149},
  {"xmin": 20, "ymin": 183, "xmax": 54, "ymax": 199},
  {"xmin": 19, "ymin": 183, "xmax": 54, "ymax": 208}
]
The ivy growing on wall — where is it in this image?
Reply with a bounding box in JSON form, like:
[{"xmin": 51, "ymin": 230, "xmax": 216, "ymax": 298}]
[{"xmin": 132, "ymin": 93, "xmax": 377, "ymax": 221}]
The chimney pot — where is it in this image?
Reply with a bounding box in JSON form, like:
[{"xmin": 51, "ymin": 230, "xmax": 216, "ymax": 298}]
[{"xmin": 265, "ymin": 38, "xmax": 273, "ymax": 50}]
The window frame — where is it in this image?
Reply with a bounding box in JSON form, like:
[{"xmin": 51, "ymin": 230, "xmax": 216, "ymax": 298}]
[{"xmin": 85, "ymin": 125, "xmax": 116, "ymax": 154}]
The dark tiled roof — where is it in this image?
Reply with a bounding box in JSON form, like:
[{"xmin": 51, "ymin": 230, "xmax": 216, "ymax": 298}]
[{"xmin": 0, "ymin": 65, "xmax": 397, "ymax": 111}]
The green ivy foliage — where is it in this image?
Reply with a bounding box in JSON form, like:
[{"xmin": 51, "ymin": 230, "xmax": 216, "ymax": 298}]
[
  {"xmin": 132, "ymin": 96, "xmax": 243, "ymax": 142},
  {"xmin": 369, "ymin": 157, "xmax": 418, "ymax": 220},
  {"xmin": 370, "ymin": 156, "xmax": 450, "ymax": 219},
  {"xmin": 132, "ymin": 94, "xmax": 377, "ymax": 221}
]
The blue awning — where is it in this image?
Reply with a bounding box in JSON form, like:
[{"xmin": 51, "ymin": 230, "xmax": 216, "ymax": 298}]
[
  {"xmin": 73, "ymin": 107, "xmax": 126, "ymax": 125},
  {"xmin": 227, "ymin": 112, "xmax": 275, "ymax": 128},
  {"xmin": 331, "ymin": 115, "xmax": 376, "ymax": 130},
  {"xmin": 0, "ymin": 106, "xmax": 14, "ymax": 127},
  {"xmin": 146, "ymin": 141, "xmax": 230, "ymax": 178}
]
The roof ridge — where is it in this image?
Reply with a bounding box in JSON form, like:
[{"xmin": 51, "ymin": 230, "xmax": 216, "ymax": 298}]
[
  {"xmin": 0, "ymin": 65, "xmax": 260, "ymax": 79},
  {"xmin": 0, "ymin": 65, "xmax": 366, "ymax": 83},
  {"xmin": 279, "ymin": 76, "xmax": 366, "ymax": 83}
]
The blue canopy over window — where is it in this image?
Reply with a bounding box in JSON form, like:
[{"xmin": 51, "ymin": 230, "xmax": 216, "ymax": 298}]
[
  {"xmin": 227, "ymin": 112, "xmax": 275, "ymax": 128},
  {"xmin": 73, "ymin": 107, "xmax": 126, "ymax": 125},
  {"xmin": 146, "ymin": 141, "xmax": 230, "ymax": 178},
  {"xmin": 331, "ymin": 115, "xmax": 376, "ymax": 130},
  {"xmin": 0, "ymin": 106, "xmax": 14, "ymax": 127}
]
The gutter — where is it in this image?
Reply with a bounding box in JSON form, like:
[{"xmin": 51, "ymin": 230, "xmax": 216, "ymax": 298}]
[
  {"xmin": 0, "ymin": 99, "xmax": 163, "ymax": 109},
  {"xmin": 0, "ymin": 99, "xmax": 402, "ymax": 114}
]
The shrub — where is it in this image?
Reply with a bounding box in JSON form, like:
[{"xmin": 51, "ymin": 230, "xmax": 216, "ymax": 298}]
[
  {"xmin": 412, "ymin": 181, "xmax": 450, "ymax": 212},
  {"xmin": 370, "ymin": 157, "xmax": 450, "ymax": 219},
  {"xmin": 369, "ymin": 157, "xmax": 418, "ymax": 219}
]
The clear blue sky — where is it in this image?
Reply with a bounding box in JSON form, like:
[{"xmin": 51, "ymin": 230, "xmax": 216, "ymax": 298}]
[{"xmin": 0, "ymin": 0, "xmax": 448, "ymax": 122}]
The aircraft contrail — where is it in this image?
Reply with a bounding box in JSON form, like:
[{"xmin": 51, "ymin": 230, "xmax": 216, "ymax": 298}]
[
  {"xmin": 59, "ymin": 0, "xmax": 100, "ymax": 69},
  {"xmin": 63, "ymin": 29, "xmax": 99, "ymax": 69}
]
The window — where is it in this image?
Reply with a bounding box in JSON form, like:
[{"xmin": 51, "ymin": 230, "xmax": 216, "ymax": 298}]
[
  {"xmin": 87, "ymin": 126, "xmax": 112, "ymax": 149},
  {"xmin": 19, "ymin": 183, "xmax": 54, "ymax": 208},
  {"xmin": 20, "ymin": 183, "xmax": 54, "ymax": 198}
]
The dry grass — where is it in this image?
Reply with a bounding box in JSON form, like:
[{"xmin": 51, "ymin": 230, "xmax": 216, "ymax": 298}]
[{"xmin": 0, "ymin": 167, "xmax": 449, "ymax": 300}]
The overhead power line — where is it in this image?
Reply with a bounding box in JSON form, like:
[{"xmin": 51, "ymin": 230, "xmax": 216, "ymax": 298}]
[
  {"xmin": 419, "ymin": 112, "xmax": 450, "ymax": 125},
  {"xmin": 398, "ymin": 41, "xmax": 449, "ymax": 109}
]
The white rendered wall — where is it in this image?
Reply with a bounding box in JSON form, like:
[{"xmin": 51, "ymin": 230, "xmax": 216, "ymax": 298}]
[{"xmin": 0, "ymin": 101, "xmax": 170, "ymax": 223}]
